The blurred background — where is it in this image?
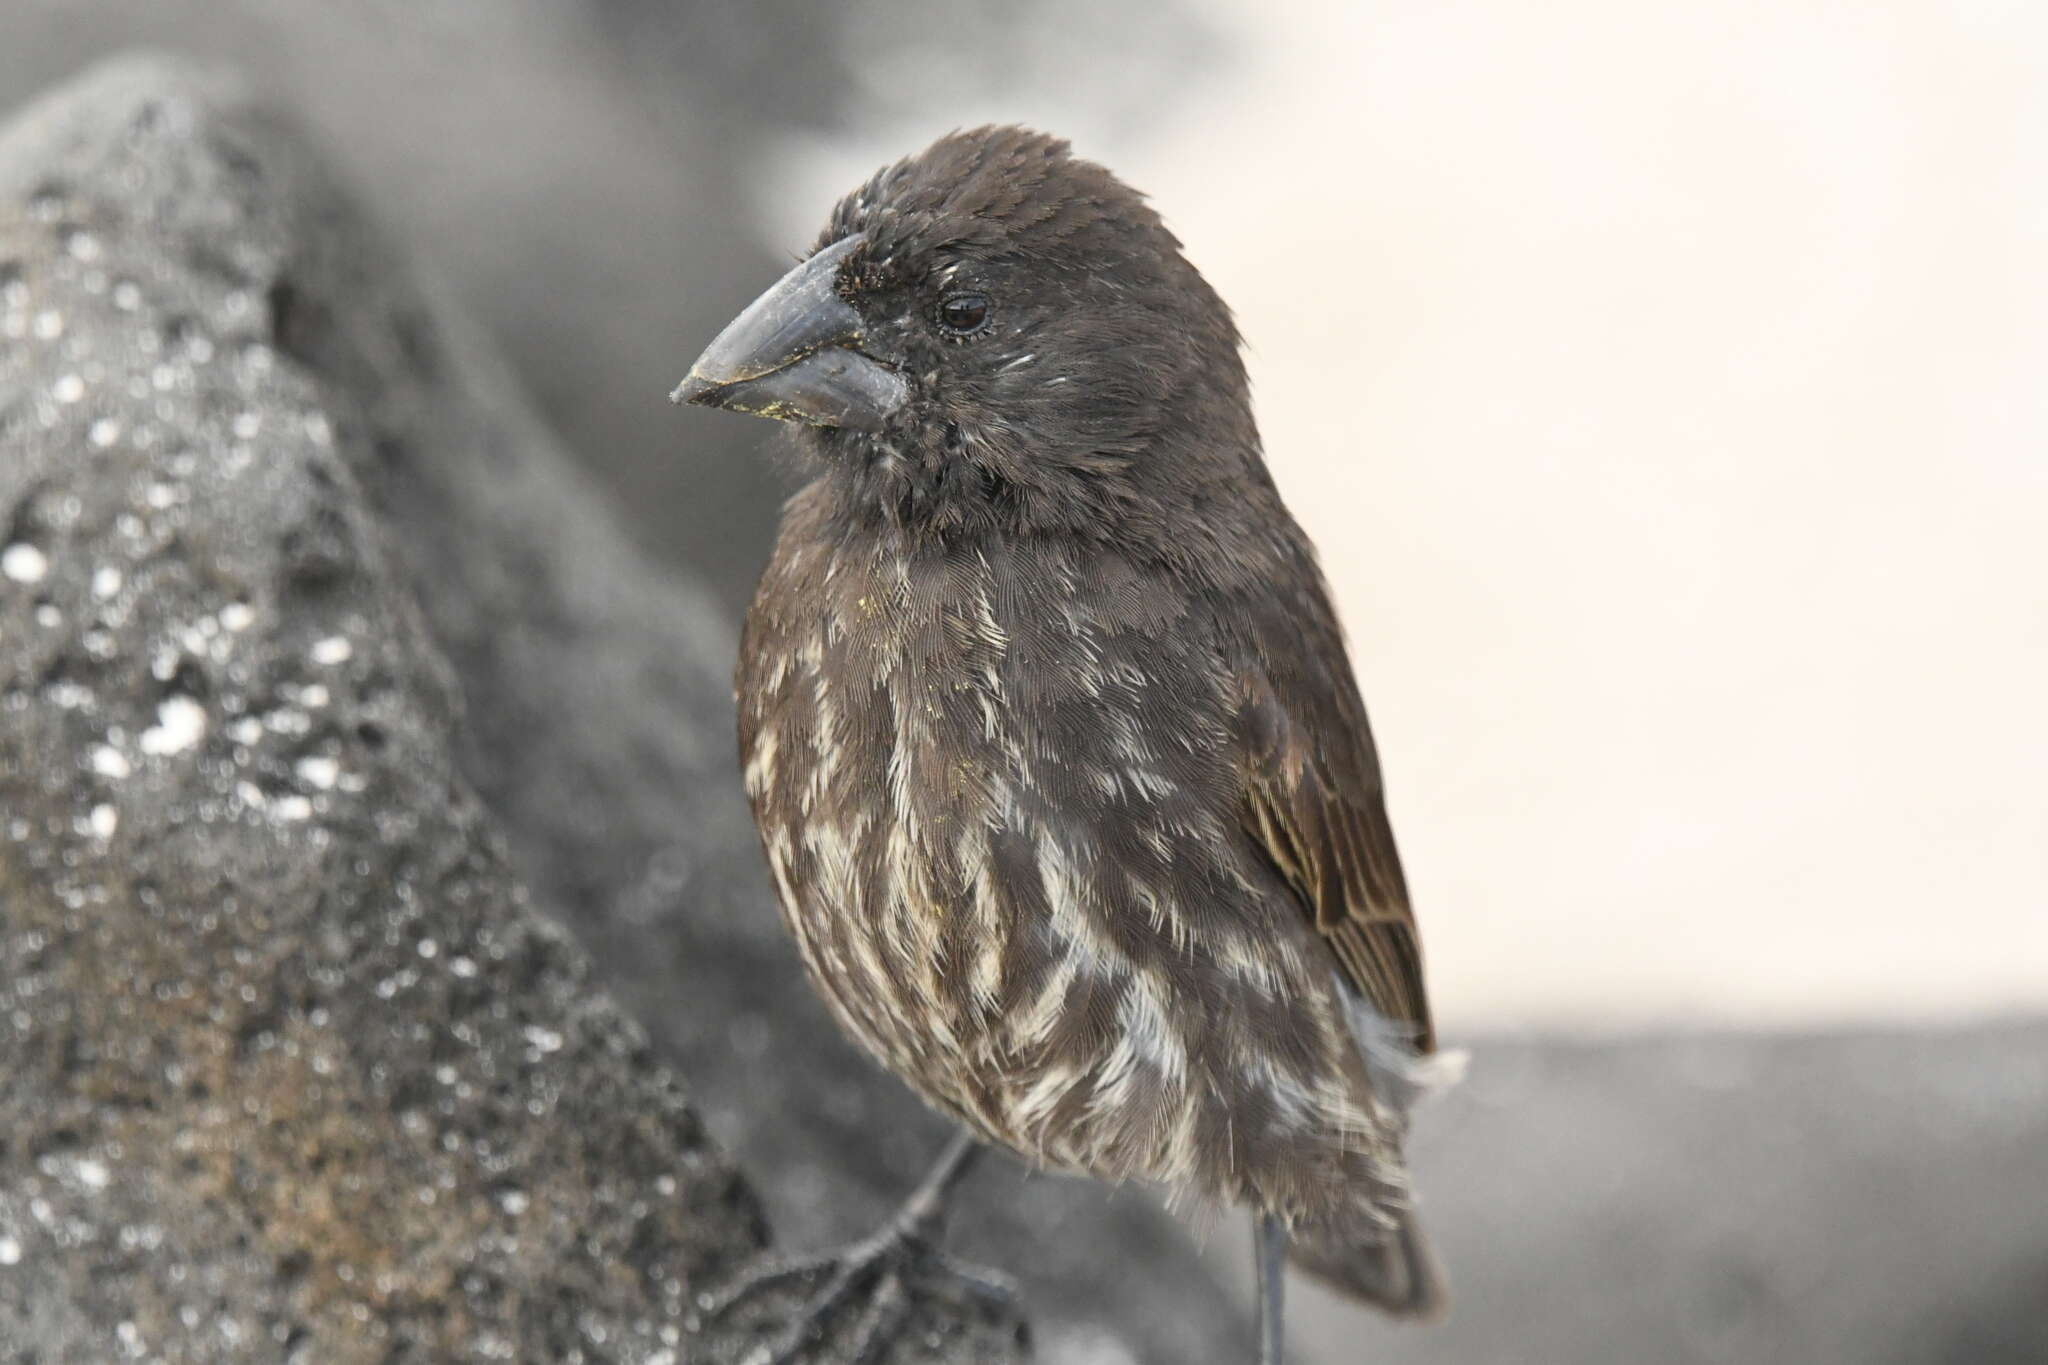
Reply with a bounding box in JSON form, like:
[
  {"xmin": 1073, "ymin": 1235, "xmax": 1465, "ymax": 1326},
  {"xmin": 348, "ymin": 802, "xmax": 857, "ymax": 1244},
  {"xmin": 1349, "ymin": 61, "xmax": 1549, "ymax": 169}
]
[{"xmin": 3, "ymin": 1, "xmax": 2042, "ymax": 1361}]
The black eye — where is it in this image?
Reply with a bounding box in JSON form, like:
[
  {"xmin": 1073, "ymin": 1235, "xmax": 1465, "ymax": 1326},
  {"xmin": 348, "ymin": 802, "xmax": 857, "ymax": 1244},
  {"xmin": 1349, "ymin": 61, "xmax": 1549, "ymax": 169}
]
[{"xmin": 936, "ymin": 291, "xmax": 991, "ymax": 337}]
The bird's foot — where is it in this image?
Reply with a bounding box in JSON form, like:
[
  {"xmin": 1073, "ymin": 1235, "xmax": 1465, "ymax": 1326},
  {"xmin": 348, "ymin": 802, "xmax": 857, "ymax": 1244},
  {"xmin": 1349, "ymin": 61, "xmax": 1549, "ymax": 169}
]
[{"xmin": 704, "ymin": 1221, "xmax": 1022, "ymax": 1365}]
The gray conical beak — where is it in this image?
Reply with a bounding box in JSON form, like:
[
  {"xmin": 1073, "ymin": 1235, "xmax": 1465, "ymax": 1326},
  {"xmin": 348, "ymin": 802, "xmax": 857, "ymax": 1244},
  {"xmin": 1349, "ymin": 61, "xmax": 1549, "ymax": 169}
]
[{"xmin": 671, "ymin": 234, "xmax": 908, "ymax": 431}]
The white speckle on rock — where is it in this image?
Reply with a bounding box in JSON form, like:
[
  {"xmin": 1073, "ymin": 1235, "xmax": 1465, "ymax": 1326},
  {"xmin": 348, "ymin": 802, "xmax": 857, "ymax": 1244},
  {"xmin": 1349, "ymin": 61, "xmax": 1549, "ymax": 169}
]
[
  {"xmin": 0, "ymin": 1236, "xmax": 19, "ymax": 1266},
  {"xmin": 76, "ymin": 1158, "xmax": 110, "ymax": 1190},
  {"xmin": 310, "ymin": 635, "xmax": 352, "ymax": 665},
  {"xmin": 295, "ymin": 756, "xmax": 339, "ymax": 790},
  {"xmin": 523, "ymin": 1025, "xmax": 565, "ymax": 1055},
  {"xmin": 264, "ymin": 707, "xmax": 310, "ymax": 736},
  {"xmin": 298, "ymin": 683, "xmax": 330, "ymax": 708},
  {"xmin": 273, "ymin": 794, "xmax": 313, "ymax": 822},
  {"xmin": 89, "ymin": 803, "xmax": 119, "ymax": 840},
  {"xmin": 498, "ymin": 1189, "xmax": 531, "ymax": 1216},
  {"xmin": 144, "ymin": 481, "xmax": 178, "ymax": 509},
  {"xmin": 91, "ymin": 565, "xmax": 122, "ymax": 599},
  {"xmin": 139, "ymin": 696, "xmax": 207, "ymax": 756},
  {"xmin": 90, "ymin": 745, "xmax": 130, "ymax": 779},
  {"xmin": 2, "ymin": 544, "xmax": 48, "ymax": 584},
  {"xmin": 52, "ymin": 373, "xmax": 84, "ymax": 403},
  {"xmin": 49, "ymin": 681, "xmax": 93, "ymax": 708},
  {"xmin": 232, "ymin": 411, "xmax": 261, "ymax": 439},
  {"xmin": 219, "ymin": 602, "xmax": 254, "ymax": 632},
  {"xmin": 32, "ymin": 309, "xmax": 63, "ymax": 340},
  {"xmin": 34, "ymin": 603, "xmax": 62, "ymax": 628},
  {"xmin": 236, "ymin": 780, "xmax": 266, "ymax": 808},
  {"xmin": 227, "ymin": 717, "xmax": 263, "ymax": 745},
  {"xmin": 89, "ymin": 418, "xmax": 122, "ymax": 448}
]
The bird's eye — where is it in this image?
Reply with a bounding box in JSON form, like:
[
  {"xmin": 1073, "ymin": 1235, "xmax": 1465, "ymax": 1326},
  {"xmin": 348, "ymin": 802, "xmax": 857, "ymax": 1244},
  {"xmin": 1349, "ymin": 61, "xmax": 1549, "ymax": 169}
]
[{"xmin": 935, "ymin": 291, "xmax": 992, "ymax": 338}]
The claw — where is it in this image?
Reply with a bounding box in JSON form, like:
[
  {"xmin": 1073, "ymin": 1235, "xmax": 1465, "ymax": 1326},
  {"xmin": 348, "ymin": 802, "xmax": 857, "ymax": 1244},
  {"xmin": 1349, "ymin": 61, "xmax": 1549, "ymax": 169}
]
[
  {"xmin": 707, "ymin": 1227, "xmax": 1021, "ymax": 1365},
  {"xmin": 697, "ymin": 1133, "xmax": 1022, "ymax": 1362},
  {"xmin": 841, "ymin": 1272, "xmax": 912, "ymax": 1365}
]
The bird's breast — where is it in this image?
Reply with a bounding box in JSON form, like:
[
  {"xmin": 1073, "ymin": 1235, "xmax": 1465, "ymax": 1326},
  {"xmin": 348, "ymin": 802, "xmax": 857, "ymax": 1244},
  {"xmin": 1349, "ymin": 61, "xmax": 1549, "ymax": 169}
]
[{"xmin": 738, "ymin": 537, "xmax": 1385, "ymax": 1195}]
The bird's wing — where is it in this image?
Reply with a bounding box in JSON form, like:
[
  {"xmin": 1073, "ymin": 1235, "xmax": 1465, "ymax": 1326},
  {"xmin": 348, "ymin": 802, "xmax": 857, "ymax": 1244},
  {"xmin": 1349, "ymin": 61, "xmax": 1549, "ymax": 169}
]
[{"xmin": 1229, "ymin": 584, "xmax": 1435, "ymax": 1053}]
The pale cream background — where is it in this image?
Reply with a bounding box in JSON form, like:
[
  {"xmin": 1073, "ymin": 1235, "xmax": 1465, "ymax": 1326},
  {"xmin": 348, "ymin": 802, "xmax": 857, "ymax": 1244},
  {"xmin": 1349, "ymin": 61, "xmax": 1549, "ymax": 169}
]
[{"xmin": 768, "ymin": 0, "xmax": 2048, "ymax": 1034}]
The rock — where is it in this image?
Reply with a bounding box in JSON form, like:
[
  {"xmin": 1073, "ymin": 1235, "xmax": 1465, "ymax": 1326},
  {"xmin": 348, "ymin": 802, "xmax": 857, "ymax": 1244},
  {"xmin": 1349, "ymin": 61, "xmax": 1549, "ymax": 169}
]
[
  {"xmin": 0, "ymin": 57, "xmax": 1024, "ymax": 1364},
  {"xmin": 0, "ymin": 53, "xmax": 1250, "ymax": 1365}
]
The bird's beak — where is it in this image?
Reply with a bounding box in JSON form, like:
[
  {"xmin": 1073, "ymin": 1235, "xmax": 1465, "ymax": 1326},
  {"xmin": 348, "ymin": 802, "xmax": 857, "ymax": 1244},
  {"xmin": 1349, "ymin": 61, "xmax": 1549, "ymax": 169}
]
[{"xmin": 670, "ymin": 233, "xmax": 908, "ymax": 432}]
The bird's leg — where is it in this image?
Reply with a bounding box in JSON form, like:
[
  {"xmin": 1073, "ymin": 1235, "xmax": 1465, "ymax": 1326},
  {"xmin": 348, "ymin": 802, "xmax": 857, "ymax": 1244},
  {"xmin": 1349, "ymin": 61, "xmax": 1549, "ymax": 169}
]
[
  {"xmin": 704, "ymin": 1131, "xmax": 1022, "ymax": 1365},
  {"xmin": 1254, "ymin": 1212, "xmax": 1289, "ymax": 1365},
  {"xmin": 890, "ymin": 1126, "xmax": 984, "ymax": 1242}
]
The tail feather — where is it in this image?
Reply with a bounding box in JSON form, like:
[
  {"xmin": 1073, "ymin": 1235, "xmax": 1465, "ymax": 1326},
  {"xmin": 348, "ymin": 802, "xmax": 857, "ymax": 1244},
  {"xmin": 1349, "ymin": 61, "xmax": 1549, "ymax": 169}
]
[
  {"xmin": 1289, "ymin": 1206, "xmax": 1448, "ymax": 1321},
  {"xmin": 1303, "ymin": 993, "xmax": 1461, "ymax": 1318}
]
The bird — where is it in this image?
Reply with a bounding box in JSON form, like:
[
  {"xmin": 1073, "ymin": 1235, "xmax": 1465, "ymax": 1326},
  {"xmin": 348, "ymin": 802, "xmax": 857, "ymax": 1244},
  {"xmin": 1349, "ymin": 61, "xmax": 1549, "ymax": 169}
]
[{"xmin": 673, "ymin": 125, "xmax": 1454, "ymax": 1365}]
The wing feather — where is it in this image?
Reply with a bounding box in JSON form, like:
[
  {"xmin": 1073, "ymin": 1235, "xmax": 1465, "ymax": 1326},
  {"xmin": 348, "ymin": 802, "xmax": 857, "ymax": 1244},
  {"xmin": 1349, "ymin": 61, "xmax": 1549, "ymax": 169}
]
[{"xmin": 1230, "ymin": 586, "xmax": 1435, "ymax": 1052}]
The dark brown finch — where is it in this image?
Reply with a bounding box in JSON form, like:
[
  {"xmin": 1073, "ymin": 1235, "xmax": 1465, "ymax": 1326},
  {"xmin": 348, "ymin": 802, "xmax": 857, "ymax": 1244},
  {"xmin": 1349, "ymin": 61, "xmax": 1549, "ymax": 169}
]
[{"xmin": 677, "ymin": 126, "xmax": 1453, "ymax": 1361}]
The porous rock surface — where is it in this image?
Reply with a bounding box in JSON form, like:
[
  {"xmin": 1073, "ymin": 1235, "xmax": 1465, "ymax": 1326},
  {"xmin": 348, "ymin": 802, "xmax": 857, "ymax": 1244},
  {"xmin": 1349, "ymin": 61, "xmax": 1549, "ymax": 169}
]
[{"xmin": 0, "ymin": 57, "xmax": 1035, "ymax": 1364}]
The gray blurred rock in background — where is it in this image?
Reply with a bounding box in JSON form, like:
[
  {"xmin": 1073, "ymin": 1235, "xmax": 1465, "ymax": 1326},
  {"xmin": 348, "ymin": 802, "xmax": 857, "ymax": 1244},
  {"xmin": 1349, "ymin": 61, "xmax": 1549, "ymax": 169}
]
[
  {"xmin": 1226, "ymin": 1023, "xmax": 2048, "ymax": 1365},
  {"xmin": 0, "ymin": 0, "xmax": 778, "ymax": 610}
]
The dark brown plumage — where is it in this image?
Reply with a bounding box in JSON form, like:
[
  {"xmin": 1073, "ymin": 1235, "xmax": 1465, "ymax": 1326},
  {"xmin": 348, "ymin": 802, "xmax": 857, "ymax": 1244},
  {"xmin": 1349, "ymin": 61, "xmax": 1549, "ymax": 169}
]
[{"xmin": 677, "ymin": 126, "xmax": 1450, "ymax": 1359}]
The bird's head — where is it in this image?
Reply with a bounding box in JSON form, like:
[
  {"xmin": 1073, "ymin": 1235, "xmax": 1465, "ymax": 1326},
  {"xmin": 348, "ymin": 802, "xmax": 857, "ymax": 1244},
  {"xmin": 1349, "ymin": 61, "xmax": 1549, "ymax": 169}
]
[{"xmin": 674, "ymin": 127, "xmax": 1257, "ymax": 536}]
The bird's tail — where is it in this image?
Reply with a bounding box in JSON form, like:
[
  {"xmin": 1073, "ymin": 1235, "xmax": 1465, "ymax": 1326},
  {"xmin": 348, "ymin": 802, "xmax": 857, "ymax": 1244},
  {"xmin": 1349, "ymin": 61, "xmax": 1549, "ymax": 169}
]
[
  {"xmin": 1288, "ymin": 1204, "xmax": 1449, "ymax": 1320},
  {"xmin": 1297, "ymin": 1013, "xmax": 1462, "ymax": 1316}
]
